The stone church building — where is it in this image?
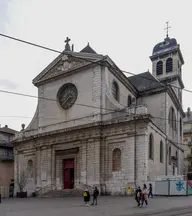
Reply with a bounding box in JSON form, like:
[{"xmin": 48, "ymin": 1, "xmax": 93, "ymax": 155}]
[{"xmin": 13, "ymin": 35, "xmax": 185, "ymax": 195}]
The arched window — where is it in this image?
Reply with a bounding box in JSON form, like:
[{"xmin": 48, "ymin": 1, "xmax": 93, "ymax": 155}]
[
  {"xmin": 112, "ymin": 81, "xmax": 119, "ymax": 101},
  {"xmin": 112, "ymin": 148, "xmax": 121, "ymax": 171},
  {"xmin": 160, "ymin": 141, "xmax": 163, "ymax": 163},
  {"xmin": 169, "ymin": 146, "xmax": 171, "ymax": 165},
  {"xmin": 180, "ymin": 118, "xmax": 182, "ymax": 136},
  {"xmin": 166, "ymin": 58, "xmax": 173, "ymax": 73},
  {"xmin": 127, "ymin": 95, "xmax": 132, "ymax": 107},
  {"xmin": 27, "ymin": 160, "xmax": 33, "ymax": 178},
  {"xmin": 156, "ymin": 61, "xmax": 163, "ymax": 75},
  {"xmin": 149, "ymin": 133, "xmax": 154, "ymax": 160},
  {"xmin": 169, "ymin": 107, "xmax": 176, "ymax": 131}
]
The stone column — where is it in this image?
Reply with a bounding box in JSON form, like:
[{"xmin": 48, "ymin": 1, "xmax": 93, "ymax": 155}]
[
  {"xmin": 47, "ymin": 147, "xmax": 52, "ymax": 185},
  {"xmin": 36, "ymin": 147, "xmax": 41, "ymax": 187},
  {"xmin": 51, "ymin": 146, "xmax": 56, "ymax": 187},
  {"xmin": 94, "ymin": 139, "xmax": 101, "ymax": 184},
  {"xmin": 80, "ymin": 140, "xmax": 87, "ymax": 184},
  {"xmin": 14, "ymin": 149, "xmax": 19, "ymax": 195}
]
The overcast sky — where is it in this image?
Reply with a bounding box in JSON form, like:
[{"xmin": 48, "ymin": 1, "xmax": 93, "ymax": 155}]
[{"xmin": 0, "ymin": 0, "xmax": 192, "ymax": 131}]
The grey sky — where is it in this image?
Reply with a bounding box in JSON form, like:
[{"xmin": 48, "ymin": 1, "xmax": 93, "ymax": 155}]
[{"xmin": 0, "ymin": 0, "xmax": 191, "ymax": 131}]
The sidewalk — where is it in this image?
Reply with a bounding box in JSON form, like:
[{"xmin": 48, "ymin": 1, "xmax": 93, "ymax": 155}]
[{"xmin": 1, "ymin": 196, "xmax": 192, "ymax": 216}]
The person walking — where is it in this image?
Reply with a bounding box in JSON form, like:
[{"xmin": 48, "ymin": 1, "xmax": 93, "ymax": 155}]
[
  {"xmin": 91, "ymin": 187, "xmax": 99, "ymax": 206},
  {"xmin": 135, "ymin": 186, "xmax": 142, "ymax": 207},
  {"xmin": 148, "ymin": 183, "xmax": 153, "ymax": 198},
  {"xmin": 140, "ymin": 184, "xmax": 148, "ymax": 207},
  {"xmin": 83, "ymin": 189, "xmax": 90, "ymax": 206}
]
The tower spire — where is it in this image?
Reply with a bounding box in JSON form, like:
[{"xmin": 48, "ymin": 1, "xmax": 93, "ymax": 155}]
[{"xmin": 164, "ymin": 21, "xmax": 171, "ymax": 38}]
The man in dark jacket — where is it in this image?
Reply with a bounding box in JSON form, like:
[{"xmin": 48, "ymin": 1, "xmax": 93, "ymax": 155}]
[
  {"xmin": 91, "ymin": 187, "xmax": 99, "ymax": 205},
  {"xmin": 148, "ymin": 183, "xmax": 153, "ymax": 198},
  {"xmin": 135, "ymin": 186, "xmax": 142, "ymax": 206}
]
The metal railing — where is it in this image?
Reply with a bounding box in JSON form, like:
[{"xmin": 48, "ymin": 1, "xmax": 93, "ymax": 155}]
[{"xmin": 35, "ymin": 183, "xmax": 56, "ymax": 197}]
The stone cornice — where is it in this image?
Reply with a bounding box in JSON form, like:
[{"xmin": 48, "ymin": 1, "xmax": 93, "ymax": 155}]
[
  {"xmin": 13, "ymin": 114, "xmax": 152, "ymax": 149},
  {"xmin": 34, "ymin": 61, "xmax": 99, "ymax": 87},
  {"xmin": 102, "ymin": 59, "xmax": 138, "ymax": 97}
]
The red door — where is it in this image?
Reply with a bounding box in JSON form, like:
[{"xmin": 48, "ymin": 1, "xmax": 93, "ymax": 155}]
[
  {"xmin": 64, "ymin": 169, "xmax": 70, "ymax": 189},
  {"xmin": 63, "ymin": 159, "xmax": 74, "ymax": 189}
]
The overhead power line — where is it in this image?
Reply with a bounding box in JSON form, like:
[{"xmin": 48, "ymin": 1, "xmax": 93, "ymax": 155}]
[
  {"xmin": 0, "ymin": 33, "xmax": 189, "ymax": 126},
  {"xmin": 0, "ymin": 33, "xmax": 192, "ymax": 93},
  {"xmin": 0, "ymin": 113, "xmax": 189, "ymax": 147},
  {"xmin": 0, "ymin": 32, "xmax": 188, "ymax": 124},
  {"xmin": 0, "ymin": 87, "xmax": 187, "ymax": 124}
]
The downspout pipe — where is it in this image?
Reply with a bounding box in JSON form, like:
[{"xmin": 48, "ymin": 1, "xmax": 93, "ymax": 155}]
[
  {"xmin": 165, "ymin": 88, "xmax": 168, "ymax": 176},
  {"xmin": 134, "ymin": 101, "xmax": 137, "ymax": 187}
]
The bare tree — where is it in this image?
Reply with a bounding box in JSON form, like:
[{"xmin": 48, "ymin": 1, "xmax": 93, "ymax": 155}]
[{"xmin": 16, "ymin": 170, "xmax": 28, "ymax": 192}]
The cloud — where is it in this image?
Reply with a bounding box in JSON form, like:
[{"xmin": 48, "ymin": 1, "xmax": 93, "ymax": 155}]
[{"xmin": 0, "ymin": 79, "xmax": 17, "ymax": 90}]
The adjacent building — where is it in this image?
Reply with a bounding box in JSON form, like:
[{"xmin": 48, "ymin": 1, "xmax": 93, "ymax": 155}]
[
  {"xmin": 183, "ymin": 108, "xmax": 192, "ymax": 178},
  {"xmin": 13, "ymin": 33, "xmax": 185, "ymax": 196},
  {"xmin": 0, "ymin": 125, "xmax": 16, "ymax": 197}
]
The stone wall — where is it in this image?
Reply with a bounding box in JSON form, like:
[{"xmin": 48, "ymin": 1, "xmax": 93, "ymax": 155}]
[
  {"xmin": 0, "ymin": 161, "xmax": 14, "ymax": 187},
  {"xmin": 147, "ymin": 123, "xmax": 166, "ymax": 180},
  {"xmin": 14, "ymin": 118, "xmax": 172, "ymax": 196}
]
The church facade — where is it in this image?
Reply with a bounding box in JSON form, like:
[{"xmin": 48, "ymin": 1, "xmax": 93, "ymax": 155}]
[{"xmin": 13, "ymin": 35, "xmax": 185, "ymax": 195}]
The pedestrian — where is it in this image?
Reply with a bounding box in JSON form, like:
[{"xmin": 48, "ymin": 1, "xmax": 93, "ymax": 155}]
[
  {"xmin": 91, "ymin": 187, "xmax": 99, "ymax": 206},
  {"xmin": 148, "ymin": 183, "xmax": 153, "ymax": 198},
  {"xmin": 135, "ymin": 186, "xmax": 142, "ymax": 207},
  {"xmin": 140, "ymin": 184, "xmax": 148, "ymax": 207},
  {"xmin": 83, "ymin": 188, "xmax": 90, "ymax": 206}
]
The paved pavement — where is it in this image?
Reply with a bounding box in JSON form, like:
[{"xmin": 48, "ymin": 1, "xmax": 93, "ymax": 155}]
[{"xmin": 1, "ymin": 196, "xmax": 192, "ymax": 216}]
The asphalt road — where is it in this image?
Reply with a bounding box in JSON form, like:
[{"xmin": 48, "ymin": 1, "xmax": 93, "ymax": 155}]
[
  {"xmin": 1, "ymin": 196, "xmax": 192, "ymax": 216},
  {"xmin": 130, "ymin": 206, "xmax": 192, "ymax": 216}
]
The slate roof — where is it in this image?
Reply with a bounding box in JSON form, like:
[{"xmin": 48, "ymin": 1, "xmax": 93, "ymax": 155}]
[
  {"xmin": 0, "ymin": 126, "xmax": 17, "ymax": 134},
  {"xmin": 128, "ymin": 72, "xmax": 163, "ymax": 92},
  {"xmin": 80, "ymin": 43, "xmax": 97, "ymax": 54},
  {"xmin": 152, "ymin": 37, "xmax": 178, "ymax": 55}
]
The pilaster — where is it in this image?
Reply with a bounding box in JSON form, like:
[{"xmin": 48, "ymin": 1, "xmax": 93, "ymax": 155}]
[{"xmin": 36, "ymin": 147, "xmax": 41, "ymax": 187}]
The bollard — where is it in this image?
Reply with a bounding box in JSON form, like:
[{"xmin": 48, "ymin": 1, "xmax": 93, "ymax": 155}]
[{"xmin": 0, "ymin": 194, "xmax": 1, "ymax": 203}]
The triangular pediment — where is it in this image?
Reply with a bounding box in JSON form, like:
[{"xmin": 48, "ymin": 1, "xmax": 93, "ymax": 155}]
[{"xmin": 33, "ymin": 54, "xmax": 92, "ymax": 86}]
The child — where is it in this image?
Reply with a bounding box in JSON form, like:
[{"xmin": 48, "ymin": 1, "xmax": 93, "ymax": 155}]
[{"xmin": 83, "ymin": 189, "xmax": 90, "ymax": 206}]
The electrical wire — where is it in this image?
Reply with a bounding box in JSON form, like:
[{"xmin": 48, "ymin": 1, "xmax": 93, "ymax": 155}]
[
  {"xmin": 1, "ymin": 112, "xmax": 189, "ymax": 147},
  {"xmin": 0, "ymin": 88, "xmax": 186, "ymax": 124},
  {"xmin": 0, "ymin": 32, "xmax": 192, "ymax": 93},
  {"xmin": 0, "ymin": 32, "xmax": 190, "ymax": 147}
]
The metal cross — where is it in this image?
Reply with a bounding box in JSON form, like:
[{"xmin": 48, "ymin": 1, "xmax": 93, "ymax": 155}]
[
  {"xmin": 64, "ymin": 37, "xmax": 71, "ymax": 51},
  {"xmin": 164, "ymin": 21, "xmax": 171, "ymax": 38},
  {"xmin": 65, "ymin": 37, "xmax": 71, "ymax": 44}
]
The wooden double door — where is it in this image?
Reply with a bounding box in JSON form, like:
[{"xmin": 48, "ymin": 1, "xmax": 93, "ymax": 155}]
[{"xmin": 63, "ymin": 159, "xmax": 74, "ymax": 189}]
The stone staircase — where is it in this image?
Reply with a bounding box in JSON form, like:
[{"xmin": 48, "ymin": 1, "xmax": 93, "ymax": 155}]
[{"xmin": 39, "ymin": 189, "xmax": 83, "ymax": 198}]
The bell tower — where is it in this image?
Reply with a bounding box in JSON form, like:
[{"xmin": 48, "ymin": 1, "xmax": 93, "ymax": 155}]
[{"xmin": 149, "ymin": 22, "xmax": 184, "ymax": 103}]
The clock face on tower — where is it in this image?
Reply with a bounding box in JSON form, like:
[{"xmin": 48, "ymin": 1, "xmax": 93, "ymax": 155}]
[{"xmin": 57, "ymin": 83, "xmax": 78, "ymax": 110}]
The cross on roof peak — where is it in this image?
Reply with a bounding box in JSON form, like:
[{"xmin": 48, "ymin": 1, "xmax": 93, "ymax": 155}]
[
  {"xmin": 64, "ymin": 37, "xmax": 71, "ymax": 51},
  {"xmin": 164, "ymin": 21, "xmax": 171, "ymax": 38},
  {"xmin": 65, "ymin": 37, "xmax": 71, "ymax": 44}
]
